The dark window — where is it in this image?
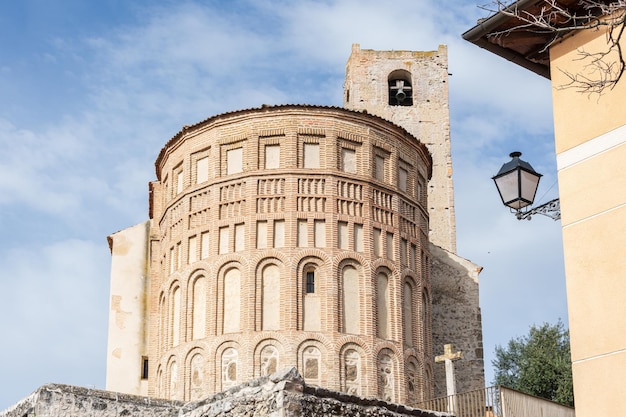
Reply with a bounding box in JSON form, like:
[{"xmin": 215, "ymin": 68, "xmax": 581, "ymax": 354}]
[
  {"xmin": 388, "ymin": 69, "xmax": 413, "ymax": 106},
  {"xmin": 141, "ymin": 357, "xmax": 149, "ymax": 379},
  {"xmin": 388, "ymin": 79, "xmax": 413, "ymax": 106},
  {"xmin": 306, "ymin": 271, "xmax": 315, "ymax": 293}
]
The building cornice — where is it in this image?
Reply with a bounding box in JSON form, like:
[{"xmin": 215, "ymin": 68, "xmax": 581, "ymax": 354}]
[{"xmin": 155, "ymin": 104, "xmax": 432, "ymax": 181}]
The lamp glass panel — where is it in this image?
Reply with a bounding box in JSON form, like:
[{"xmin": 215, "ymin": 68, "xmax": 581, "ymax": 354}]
[
  {"xmin": 494, "ymin": 171, "xmax": 520, "ymax": 205},
  {"xmin": 520, "ymin": 170, "xmax": 541, "ymax": 203}
]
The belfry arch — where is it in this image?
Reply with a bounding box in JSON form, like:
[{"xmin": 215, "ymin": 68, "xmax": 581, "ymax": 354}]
[{"xmin": 388, "ymin": 69, "xmax": 413, "ymax": 106}]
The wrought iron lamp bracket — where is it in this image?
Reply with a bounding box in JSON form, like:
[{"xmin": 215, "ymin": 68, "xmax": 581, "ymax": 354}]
[{"xmin": 514, "ymin": 198, "xmax": 561, "ymax": 221}]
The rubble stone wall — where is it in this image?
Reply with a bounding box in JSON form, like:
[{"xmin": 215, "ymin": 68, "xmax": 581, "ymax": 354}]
[
  {"xmin": 430, "ymin": 244, "xmax": 485, "ymax": 397},
  {"xmin": 2, "ymin": 368, "xmax": 449, "ymax": 417},
  {"xmin": 0, "ymin": 384, "xmax": 180, "ymax": 417}
]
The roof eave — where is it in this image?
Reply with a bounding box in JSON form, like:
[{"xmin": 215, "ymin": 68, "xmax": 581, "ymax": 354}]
[
  {"xmin": 462, "ymin": 0, "xmax": 552, "ymax": 79},
  {"xmin": 463, "ymin": 36, "xmax": 551, "ymax": 79}
]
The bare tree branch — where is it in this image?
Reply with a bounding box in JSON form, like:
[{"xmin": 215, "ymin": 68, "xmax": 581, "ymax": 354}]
[{"xmin": 481, "ymin": 0, "xmax": 626, "ymax": 94}]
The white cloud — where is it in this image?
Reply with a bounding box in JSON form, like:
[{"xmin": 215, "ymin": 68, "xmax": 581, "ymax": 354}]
[{"xmin": 0, "ymin": 118, "xmax": 92, "ymax": 213}]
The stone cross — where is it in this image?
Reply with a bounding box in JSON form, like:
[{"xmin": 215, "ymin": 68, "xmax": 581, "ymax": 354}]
[{"xmin": 435, "ymin": 344, "xmax": 463, "ymax": 414}]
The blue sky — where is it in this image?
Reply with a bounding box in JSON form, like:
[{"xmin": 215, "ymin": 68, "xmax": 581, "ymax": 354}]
[{"xmin": 0, "ymin": 0, "xmax": 566, "ymax": 410}]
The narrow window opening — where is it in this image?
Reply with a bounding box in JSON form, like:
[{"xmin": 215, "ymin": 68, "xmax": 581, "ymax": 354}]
[
  {"xmin": 141, "ymin": 357, "xmax": 149, "ymax": 379},
  {"xmin": 306, "ymin": 271, "xmax": 315, "ymax": 294}
]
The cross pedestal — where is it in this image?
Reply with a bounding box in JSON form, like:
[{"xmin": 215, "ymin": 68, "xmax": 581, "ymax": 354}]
[{"xmin": 435, "ymin": 343, "xmax": 463, "ymax": 414}]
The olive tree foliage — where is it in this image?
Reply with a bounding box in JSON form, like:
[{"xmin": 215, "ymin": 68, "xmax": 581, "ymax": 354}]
[
  {"xmin": 483, "ymin": 0, "xmax": 626, "ymax": 94},
  {"xmin": 492, "ymin": 320, "xmax": 574, "ymax": 406}
]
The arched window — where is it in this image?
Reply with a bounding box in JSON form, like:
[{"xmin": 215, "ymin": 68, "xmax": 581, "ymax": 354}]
[
  {"xmin": 168, "ymin": 360, "xmax": 178, "ymax": 400},
  {"xmin": 377, "ymin": 350, "xmax": 395, "ymax": 402},
  {"xmin": 343, "ymin": 348, "xmax": 362, "ymax": 396},
  {"xmin": 342, "ymin": 265, "xmax": 360, "ymax": 334},
  {"xmin": 223, "ymin": 268, "xmax": 241, "ymax": 333},
  {"xmin": 303, "ymin": 265, "xmax": 321, "ymax": 331},
  {"xmin": 189, "ymin": 353, "xmax": 204, "ymax": 401},
  {"xmin": 376, "ymin": 272, "xmax": 390, "ymax": 339},
  {"xmin": 422, "ymin": 288, "xmax": 430, "ymax": 349},
  {"xmin": 403, "ymin": 280, "xmax": 415, "ymax": 347},
  {"xmin": 156, "ymin": 365, "xmax": 163, "ymax": 398},
  {"xmin": 302, "ymin": 345, "xmax": 322, "ymax": 386},
  {"xmin": 159, "ymin": 292, "xmax": 166, "ymax": 352},
  {"xmin": 221, "ymin": 347, "xmax": 238, "ymax": 390},
  {"xmin": 424, "ymin": 364, "xmax": 434, "ymax": 400},
  {"xmin": 262, "ymin": 264, "xmax": 281, "ymax": 330},
  {"xmin": 171, "ymin": 286, "xmax": 181, "ymax": 347},
  {"xmin": 191, "ymin": 276, "xmax": 207, "ymax": 340},
  {"xmin": 406, "ymin": 358, "xmax": 420, "ymax": 406},
  {"xmin": 388, "ymin": 69, "xmax": 413, "ymax": 106},
  {"xmin": 260, "ymin": 345, "xmax": 279, "ymax": 376}
]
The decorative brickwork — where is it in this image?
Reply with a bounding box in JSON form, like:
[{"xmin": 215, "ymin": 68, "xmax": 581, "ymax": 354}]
[
  {"xmin": 105, "ymin": 46, "xmax": 484, "ymax": 410},
  {"xmin": 142, "ymin": 105, "xmax": 433, "ymax": 405},
  {"xmin": 344, "ymin": 44, "xmax": 454, "ymax": 253},
  {"xmin": 343, "ymin": 44, "xmax": 485, "ymax": 397}
]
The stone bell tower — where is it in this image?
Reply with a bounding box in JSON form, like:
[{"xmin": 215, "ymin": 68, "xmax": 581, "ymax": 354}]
[
  {"xmin": 344, "ymin": 44, "xmax": 455, "ymax": 253},
  {"xmin": 104, "ymin": 44, "xmax": 484, "ymax": 405},
  {"xmin": 344, "ymin": 44, "xmax": 485, "ymax": 397}
]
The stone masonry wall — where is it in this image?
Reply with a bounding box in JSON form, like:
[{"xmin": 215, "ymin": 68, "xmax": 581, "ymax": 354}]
[
  {"xmin": 344, "ymin": 44, "xmax": 485, "ymax": 399},
  {"xmin": 0, "ymin": 384, "xmax": 181, "ymax": 417},
  {"xmin": 2, "ymin": 368, "xmax": 450, "ymax": 417},
  {"xmin": 344, "ymin": 44, "xmax": 455, "ymax": 253},
  {"xmin": 430, "ymin": 244, "xmax": 485, "ymax": 397}
]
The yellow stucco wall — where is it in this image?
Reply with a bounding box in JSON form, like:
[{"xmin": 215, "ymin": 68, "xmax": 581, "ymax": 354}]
[
  {"xmin": 558, "ymin": 139, "xmax": 626, "ymax": 225},
  {"xmin": 550, "ymin": 21, "xmax": 626, "ymax": 417},
  {"xmin": 562, "ymin": 207, "xmax": 626, "ymax": 361},
  {"xmin": 551, "ymin": 26, "xmax": 626, "ymax": 151},
  {"xmin": 571, "ymin": 349, "xmax": 626, "ymax": 416}
]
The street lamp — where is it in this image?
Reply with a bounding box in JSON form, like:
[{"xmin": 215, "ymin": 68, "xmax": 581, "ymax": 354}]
[{"xmin": 493, "ymin": 152, "xmax": 561, "ymax": 221}]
